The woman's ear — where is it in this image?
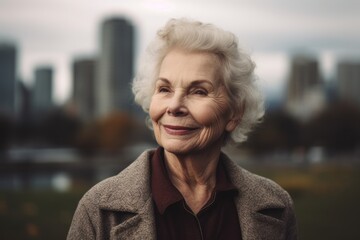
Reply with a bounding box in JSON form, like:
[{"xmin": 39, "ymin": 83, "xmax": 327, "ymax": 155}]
[
  {"xmin": 225, "ymin": 117, "xmax": 240, "ymax": 132},
  {"xmin": 225, "ymin": 105, "xmax": 244, "ymax": 132}
]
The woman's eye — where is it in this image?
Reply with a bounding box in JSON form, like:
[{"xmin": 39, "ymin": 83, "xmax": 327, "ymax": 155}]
[
  {"xmin": 158, "ymin": 87, "xmax": 170, "ymax": 93},
  {"xmin": 193, "ymin": 89, "xmax": 208, "ymax": 96}
]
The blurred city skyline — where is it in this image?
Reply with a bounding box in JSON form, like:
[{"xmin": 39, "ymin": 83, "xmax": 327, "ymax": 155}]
[
  {"xmin": 1, "ymin": 0, "xmax": 360, "ymax": 104},
  {"xmin": 1, "ymin": 3, "xmax": 360, "ymax": 239}
]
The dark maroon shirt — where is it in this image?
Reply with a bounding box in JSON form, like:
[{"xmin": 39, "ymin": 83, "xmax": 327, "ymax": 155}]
[{"xmin": 151, "ymin": 147, "xmax": 242, "ymax": 240}]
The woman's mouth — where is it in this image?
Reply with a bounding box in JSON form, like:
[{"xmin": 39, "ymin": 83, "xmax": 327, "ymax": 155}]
[{"xmin": 162, "ymin": 124, "xmax": 199, "ymax": 135}]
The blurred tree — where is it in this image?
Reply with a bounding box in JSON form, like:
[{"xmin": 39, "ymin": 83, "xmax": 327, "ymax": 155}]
[
  {"xmin": 245, "ymin": 110, "xmax": 301, "ymax": 153},
  {"xmin": 76, "ymin": 112, "xmax": 142, "ymax": 154},
  {"xmin": 14, "ymin": 118, "xmax": 35, "ymax": 147},
  {"xmin": 75, "ymin": 121, "xmax": 99, "ymax": 155},
  {"xmin": 39, "ymin": 108, "xmax": 81, "ymax": 147},
  {"xmin": 304, "ymin": 101, "xmax": 360, "ymax": 152},
  {"xmin": 0, "ymin": 113, "xmax": 14, "ymax": 151},
  {"xmin": 97, "ymin": 112, "xmax": 137, "ymax": 152}
]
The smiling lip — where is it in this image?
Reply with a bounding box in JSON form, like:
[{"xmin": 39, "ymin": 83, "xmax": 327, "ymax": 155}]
[{"xmin": 163, "ymin": 124, "xmax": 198, "ymax": 135}]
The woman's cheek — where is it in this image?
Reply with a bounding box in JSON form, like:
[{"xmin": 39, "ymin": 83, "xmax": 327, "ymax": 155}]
[
  {"xmin": 149, "ymin": 97, "xmax": 164, "ymax": 122},
  {"xmin": 191, "ymin": 104, "xmax": 218, "ymax": 125}
]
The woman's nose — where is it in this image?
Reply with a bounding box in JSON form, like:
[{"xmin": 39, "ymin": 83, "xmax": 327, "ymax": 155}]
[{"xmin": 167, "ymin": 92, "xmax": 188, "ymax": 116}]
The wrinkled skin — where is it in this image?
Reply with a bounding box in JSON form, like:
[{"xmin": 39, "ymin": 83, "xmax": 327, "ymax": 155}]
[{"xmin": 149, "ymin": 48, "xmax": 238, "ymax": 157}]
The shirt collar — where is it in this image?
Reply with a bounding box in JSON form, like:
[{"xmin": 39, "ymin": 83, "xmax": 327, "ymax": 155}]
[{"xmin": 151, "ymin": 147, "xmax": 238, "ymax": 214}]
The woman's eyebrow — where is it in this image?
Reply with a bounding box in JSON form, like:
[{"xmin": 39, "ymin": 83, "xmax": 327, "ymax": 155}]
[
  {"xmin": 156, "ymin": 78, "xmax": 214, "ymax": 89},
  {"xmin": 190, "ymin": 79, "xmax": 213, "ymax": 86},
  {"xmin": 156, "ymin": 78, "xmax": 170, "ymax": 84}
]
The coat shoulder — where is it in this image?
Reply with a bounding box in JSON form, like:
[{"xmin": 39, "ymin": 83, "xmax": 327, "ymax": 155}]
[
  {"xmin": 67, "ymin": 150, "xmax": 156, "ymax": 239},
  {"xmin": 242, "ymin": 167, "xmax": 293, "ymax": 204},
  {"xmin": 222, "ymin": 154, "xmax": 293, "ymax": 207},
  {"xmin": 78, "ymin": 150, "xmax": 155, "ymax": 209}
]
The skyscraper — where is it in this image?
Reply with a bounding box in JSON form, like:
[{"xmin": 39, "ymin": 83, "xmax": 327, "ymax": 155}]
[
  {"xmin": 337, "ymin": 61, "xmax": 360, "ymax": 107},
  {"xmin": 96, "ymin": 17, "xmax": 134, "ymax": 117},
  {"xmin": 73, "ymin": 58, "xmax": 96, "ymax": 121},
  {"xmin": 32, "ymin": 66, "xmax": 53, "ymax": 115},
  {"xmin": 17, "ymin": 80, "xmax": 32, "ymax": 121},
  {"xmin": 0, "ymin": 43, "xmax": 17, "ymax": 116},
  {"xmin": 285, "ymin": 55, "xmax": 325, "ymax": 121},
  {"xmin": 286, "ymin": 55, "xmax": 321, "ymax": 103}
]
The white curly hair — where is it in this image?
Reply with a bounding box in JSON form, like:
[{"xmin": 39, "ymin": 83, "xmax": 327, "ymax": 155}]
[{"xmin": 132, "ymin": 18, "xmax": 264, "ymax": 143}]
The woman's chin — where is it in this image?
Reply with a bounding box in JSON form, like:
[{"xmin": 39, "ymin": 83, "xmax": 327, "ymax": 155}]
[
  {"xmin": 162, "ymin": 145, "xmax": 190, "ymax": 155},
  {"xmin": 160, "ymin": 140, "xmax": 198, "ymax": 155}
]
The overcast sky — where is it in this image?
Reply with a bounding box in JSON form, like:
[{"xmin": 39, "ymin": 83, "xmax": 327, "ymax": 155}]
[{"xmin": 1, "ymin": 0, "xmax": 360, "ymax": 104}]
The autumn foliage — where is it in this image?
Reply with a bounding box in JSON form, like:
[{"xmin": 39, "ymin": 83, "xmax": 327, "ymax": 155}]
[{"xmin": 76, "ymin": 111, "xmax": 143, "ymax": 153}]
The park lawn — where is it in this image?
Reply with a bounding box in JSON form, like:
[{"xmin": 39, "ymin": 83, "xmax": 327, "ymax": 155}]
[
  {"xmin": 0, "ymin": 188, "xmax": 86, "ymax": 240},
  {"xmin": 252, "ymin": 164, "xmax": 360, "ymax": 240},
  {"xmin": 0, "ymin": 164, "xmax": 359, "ymax": 239}
]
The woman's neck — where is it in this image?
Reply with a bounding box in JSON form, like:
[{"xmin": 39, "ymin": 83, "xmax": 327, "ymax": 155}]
[{"xmin": 163, "ymin": 148, "xmax": 221, "ymax": 214}]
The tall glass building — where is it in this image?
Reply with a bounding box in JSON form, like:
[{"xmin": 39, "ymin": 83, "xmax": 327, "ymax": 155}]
[
  {"xmin": 96, "ymin": 17, "xmax": 134, "ymax": 117},
  {"xmin": 0, "ymin": 43, "xmax": 17, "ymax": 117}
]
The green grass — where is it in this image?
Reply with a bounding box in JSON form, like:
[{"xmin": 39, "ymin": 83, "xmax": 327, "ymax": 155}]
[
  {"xmin": 1, "ymin": 164, "xmax": 360, "ymax": 239},
  {"xmin": 251, "ymin": 164, "xmax": 360, "ymax": 240},
  {"xmin": 0, "ymin": 189, "xmax": 86, "ymax": 240}
]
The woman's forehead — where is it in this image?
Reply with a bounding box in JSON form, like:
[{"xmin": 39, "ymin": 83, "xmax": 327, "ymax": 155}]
[{"xmin": 158, "ymin": 49, "xmax": 222, "ymax": 84}]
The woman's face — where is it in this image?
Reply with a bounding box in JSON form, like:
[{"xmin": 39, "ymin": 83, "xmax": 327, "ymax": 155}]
[{"xmin": 149, "ymin": 48, "xmax": 238, "ymax": 155}]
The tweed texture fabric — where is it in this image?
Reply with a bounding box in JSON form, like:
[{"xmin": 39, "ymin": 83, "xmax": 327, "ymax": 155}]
[{"xmin": 67, "ymin": 150, "xmax": 297, "ymax": 240}]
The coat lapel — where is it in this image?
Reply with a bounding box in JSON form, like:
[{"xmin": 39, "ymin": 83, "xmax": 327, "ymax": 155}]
[
  {"xmin": 109, "ymin": 197, "xmax": 156, "ymax": 240},
  {"xmin": 222, "ymin": 154, "xmax": 287, "ymax": 240},
  {"xmin": 98, "ymin": 151, "xmax": 157, "ymax": 240},
  {"xmin": 235, "ymin": 194, "xmax": 286, "ymax": 240}
]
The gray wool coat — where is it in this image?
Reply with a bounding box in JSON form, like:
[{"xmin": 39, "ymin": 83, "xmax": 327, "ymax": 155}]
[{"xmin": 67, "ymin": 150, "xmax": 298, "ymax": 240}]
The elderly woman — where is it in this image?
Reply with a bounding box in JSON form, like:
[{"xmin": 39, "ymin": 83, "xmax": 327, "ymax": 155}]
[{"xmin": 68, "ymin": 18, "xmax": 297, "ymax": 240}]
